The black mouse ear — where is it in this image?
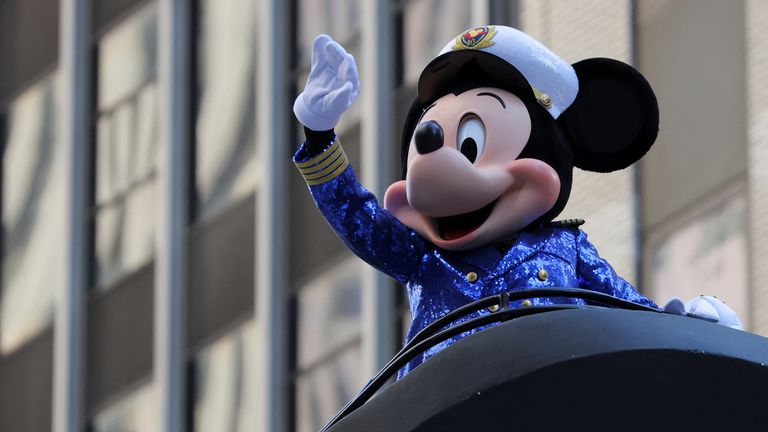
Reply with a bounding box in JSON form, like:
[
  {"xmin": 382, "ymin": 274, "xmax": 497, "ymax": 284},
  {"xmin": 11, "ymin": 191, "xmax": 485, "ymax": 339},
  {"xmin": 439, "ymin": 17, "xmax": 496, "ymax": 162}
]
[
  {"xmin": 558, "ymin": 58, "xmax": 659, "ymax": 173},
  {"xmin": 400, "ymin": 95, "xmax": 424, "ymax": 178}
]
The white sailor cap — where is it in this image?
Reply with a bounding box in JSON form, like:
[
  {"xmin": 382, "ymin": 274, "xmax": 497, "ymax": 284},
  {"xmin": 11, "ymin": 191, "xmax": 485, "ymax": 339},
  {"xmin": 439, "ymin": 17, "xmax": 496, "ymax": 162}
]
[{"xmin": 418, "ymin": 25, "xmax": 578, "ymax": 119}]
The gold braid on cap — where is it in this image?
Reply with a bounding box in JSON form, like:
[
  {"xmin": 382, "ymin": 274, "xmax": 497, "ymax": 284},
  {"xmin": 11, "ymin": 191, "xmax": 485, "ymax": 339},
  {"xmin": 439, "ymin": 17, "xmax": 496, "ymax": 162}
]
[{"xmin": 531, "ymin": 86, "xmax": 553, "ymax": 109}]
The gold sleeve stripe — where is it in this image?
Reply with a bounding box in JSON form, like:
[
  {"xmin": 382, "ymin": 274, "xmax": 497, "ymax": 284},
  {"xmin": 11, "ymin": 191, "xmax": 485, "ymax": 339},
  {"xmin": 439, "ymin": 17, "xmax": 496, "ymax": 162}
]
[
  {"xmin": 295, "ymin": 139, "xmax": 350, "ymax": 185},
  {"xmin": 302, "ymin": 151, "xmax": 346, "ymax": 181},
  {"xmin": 295, "ymin": 139, "xmax": 341, "ymax": 168},
  {"xmin": 300, "ymin": 144, "xmax": 344, "ymax": 176},
  {"xmin": 305, "ymin": 157, "xmax": 349, "ymax": 186}
]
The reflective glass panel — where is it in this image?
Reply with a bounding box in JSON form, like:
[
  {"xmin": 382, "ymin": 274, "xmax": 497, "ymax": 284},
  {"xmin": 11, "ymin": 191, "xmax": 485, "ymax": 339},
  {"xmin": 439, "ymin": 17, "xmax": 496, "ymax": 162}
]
[
  {"xmin": 94, "ymin": 2, "xmax": 158, "ymax": 288},
  {"xmin": 295, "ymin": 344, "xmax": 362, "ymax": 432},
  {"xmin": 97, "ymin": 3, "xmax": 158, "ymax": 111},
  {"xmin": 297, "ymin": 0, "xmax": 361, "ymax": 65},
  {"xmin": 294, "ymin": 1, "xmax": 362, "ymax": 146},
  {"xmin": 94, "ymin": 177, "xmax": 157, "ymax": 286},
  {"xmin": 92, "ymin": 382, "xmax": 157, "ymax": 432},
  {"xmin": 403, "ymin": 0, "xmax": 472, "ymax": 85},
  {"xmin": 1, "ymin": 72, "xmax": 61, "ymax": 354},
  {"xmin": 195, "ymin": 0, "xmax": 258, "ymax": 221},
  {"xmin": 193, "ymin": 320, "xmax": 256, "ymax": 432},
  {"xmin": 297, "ymin": 258, "xmax": 362, "ymax": 369}
]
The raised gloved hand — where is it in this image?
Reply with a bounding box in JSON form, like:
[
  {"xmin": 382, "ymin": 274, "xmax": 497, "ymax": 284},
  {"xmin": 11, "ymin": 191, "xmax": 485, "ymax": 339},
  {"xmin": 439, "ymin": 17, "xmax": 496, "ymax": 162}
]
[
  {"xmin": 663, "ymin": 296, "xmax": 743, "ymax": 330},
  {"xmin": 294, "ymin": 34, "xmax": 360, "ymax": 131}
]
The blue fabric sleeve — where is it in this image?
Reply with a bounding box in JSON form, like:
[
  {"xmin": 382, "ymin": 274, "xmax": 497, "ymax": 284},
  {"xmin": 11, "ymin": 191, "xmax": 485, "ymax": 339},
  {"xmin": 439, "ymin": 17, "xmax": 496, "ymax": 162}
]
[
  {"xmin": 294, "ymin": 141, "xmax": 427, "ymax": 284},
  {"xmin": 575, "ymin": 230, "xmax": 658, "ymax": 308}
]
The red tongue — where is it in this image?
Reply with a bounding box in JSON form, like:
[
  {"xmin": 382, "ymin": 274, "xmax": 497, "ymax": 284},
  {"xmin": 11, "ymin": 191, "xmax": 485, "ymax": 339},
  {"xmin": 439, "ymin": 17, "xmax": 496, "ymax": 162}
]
[
  {"xmin": 442, "ymin": 226, "xmax": 478, "ymax": 240},
  {"xmin": 437, "ymin": 200, "xmax": 497, "ymax": 241}
]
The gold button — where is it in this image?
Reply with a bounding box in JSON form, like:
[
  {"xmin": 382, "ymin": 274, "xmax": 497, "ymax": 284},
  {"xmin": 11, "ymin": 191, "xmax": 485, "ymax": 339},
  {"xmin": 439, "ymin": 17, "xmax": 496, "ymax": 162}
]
[
  {"xmin": 537, "ymin": 269, "xmax": 549, "ymax": 281},
  {"xmin": 487, "ymin": 304, "xmax": 499, "ymax": 313},
  {"xmin": 467, "ymin": 272, "xmax": 478, "ymax": 283},
  {"xmin": 538, "ymin": 93, "xmax": 553, "ymax": 109},
  {"xmin": 522, "ymin": 299, "xmax": 533, "ymax": 308}
]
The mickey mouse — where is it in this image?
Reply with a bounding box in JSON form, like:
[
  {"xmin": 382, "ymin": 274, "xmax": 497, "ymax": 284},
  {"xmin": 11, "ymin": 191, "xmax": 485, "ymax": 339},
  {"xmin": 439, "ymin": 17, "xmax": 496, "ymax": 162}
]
[{"xmin": 292, "ymin": 26, "xmax": 741, "ymax": 377}]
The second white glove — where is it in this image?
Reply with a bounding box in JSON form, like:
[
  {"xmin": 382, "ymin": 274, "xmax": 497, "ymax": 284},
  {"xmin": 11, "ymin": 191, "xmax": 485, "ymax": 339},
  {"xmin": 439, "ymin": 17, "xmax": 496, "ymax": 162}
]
[
  {"xmin": 294, "ymin": 34, "xmax": 360, "ymax": 131},
  {"xmin": 663, "ymin": 295, "xmax": 743, "ymax": 330},
  {"xmin": 686, "ymin": 296, "xmax": 743, "ymax": 330}
]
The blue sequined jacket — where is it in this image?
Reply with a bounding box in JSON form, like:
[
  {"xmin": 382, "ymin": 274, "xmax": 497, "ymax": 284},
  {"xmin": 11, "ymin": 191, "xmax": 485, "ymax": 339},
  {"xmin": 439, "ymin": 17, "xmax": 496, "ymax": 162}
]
[{"xmin": 294, "ymin": 139, "xmax": 658, "ymax": 377}]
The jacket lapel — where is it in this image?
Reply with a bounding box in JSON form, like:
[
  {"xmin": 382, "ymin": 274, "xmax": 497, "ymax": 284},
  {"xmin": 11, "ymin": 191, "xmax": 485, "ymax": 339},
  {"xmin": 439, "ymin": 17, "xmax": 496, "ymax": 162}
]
[
  {"xmin": 494, "ymin": 231, "xmax": 546, "ymax": 277},
  {"xmin": 442, "ymin": 246, "xmax": 501, "ymax": 274}
]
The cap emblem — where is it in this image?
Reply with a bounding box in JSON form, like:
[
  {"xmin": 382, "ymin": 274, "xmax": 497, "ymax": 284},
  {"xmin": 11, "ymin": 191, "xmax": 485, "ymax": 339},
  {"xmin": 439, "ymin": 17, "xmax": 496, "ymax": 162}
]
[{"xmin": 452, "ymin": 26, "xmax": 497, "ymax": 50}]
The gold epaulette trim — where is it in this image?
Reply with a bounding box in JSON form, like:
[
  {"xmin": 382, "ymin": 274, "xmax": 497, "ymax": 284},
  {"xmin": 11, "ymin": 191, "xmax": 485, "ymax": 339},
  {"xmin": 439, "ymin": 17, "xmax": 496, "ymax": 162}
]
[
  {"xmin": 548, "ymin": 218, "xmax": 585, "ymax": 228},
  {"xmin": 295, "ymin": 139, "xmax": 350, "ymax": 185}
]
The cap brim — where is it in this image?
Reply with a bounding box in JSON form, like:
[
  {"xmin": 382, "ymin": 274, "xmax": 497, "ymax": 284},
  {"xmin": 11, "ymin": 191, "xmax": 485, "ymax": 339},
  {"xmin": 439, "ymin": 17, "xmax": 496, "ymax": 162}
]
[{"xmin": 417, "ymin": 50, "xmax": 536, "ymax": 104}]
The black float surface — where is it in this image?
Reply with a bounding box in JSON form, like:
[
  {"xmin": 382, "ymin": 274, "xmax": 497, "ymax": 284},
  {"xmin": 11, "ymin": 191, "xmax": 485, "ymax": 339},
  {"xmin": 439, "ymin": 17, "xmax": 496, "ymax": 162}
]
[{"xmin": 328, "ymin": 308, "xmax": 768, "ymax": 432}]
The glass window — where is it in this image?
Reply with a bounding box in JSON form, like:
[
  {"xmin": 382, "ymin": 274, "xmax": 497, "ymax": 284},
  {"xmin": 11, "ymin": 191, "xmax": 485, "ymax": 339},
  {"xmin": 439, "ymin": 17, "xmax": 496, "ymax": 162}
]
[
  {"xmin": 402, "ymin": 0, "xmax": 472, "ymax": 85},
  {"xmin": 93, "ymin": 2, "xmax": 159, "ymax": 288},
  {"xmin": 645, "ymin": 186, "xmax": 750, "ymax": 328},
  {"xmin": 297, "ymin": 0, "xmax": 361, "ymax": 66},
  {"xmin": 294, "ymin": 258, "xmax": 364, "ymax": 432},
  {"xmin": 297, "ymin": 258, "xmax": 362, "ymax": 369},
  {"xmin": 293, "ymin": 0, "xmax": 362, "ymax": 165},
  {"xmin": 192, "ymin": 320, "xmax": 256, "ymax": 432},
  {"xmin": 91, "ymin": 382, "xmax": 157, "ymax": 432},
  {"xmin": 295, "ymin": 344, "xmax": 362, "ymax": 432},
  {"xmin": 195, "ymin": 0, "xmax": 258, "ymax": 221},
  {"xmin": 1, "ymin": 72, "xmax": 61, "ymax": 354}
]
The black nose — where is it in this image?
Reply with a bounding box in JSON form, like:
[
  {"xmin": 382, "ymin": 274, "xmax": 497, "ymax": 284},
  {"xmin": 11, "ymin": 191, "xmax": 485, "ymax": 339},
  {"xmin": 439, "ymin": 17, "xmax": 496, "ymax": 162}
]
[{"xmin": 414, "ymin": 121, "xmax": 444, "ymax": 155}]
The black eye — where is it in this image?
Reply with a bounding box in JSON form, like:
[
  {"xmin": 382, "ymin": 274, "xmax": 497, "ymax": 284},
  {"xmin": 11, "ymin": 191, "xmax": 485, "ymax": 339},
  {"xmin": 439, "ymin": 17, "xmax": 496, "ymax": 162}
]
[
  {"xmin": 457, "ymin": 116, "xmax": 485, "ymax": 163},
  {"xmin": 460, "ymin": 138, "xmax": 477, "ymax": 162}
]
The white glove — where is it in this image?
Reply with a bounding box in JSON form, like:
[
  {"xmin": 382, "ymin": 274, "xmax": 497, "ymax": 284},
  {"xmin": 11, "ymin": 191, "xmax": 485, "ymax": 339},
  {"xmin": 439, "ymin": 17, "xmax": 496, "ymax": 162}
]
[
  {"xmin": 663, "ymin": 296, "xmax": 743, "ymax": 330},
  {"xmin": 294, "ymin": 34, "xmax": 360, "ymax": 131}
]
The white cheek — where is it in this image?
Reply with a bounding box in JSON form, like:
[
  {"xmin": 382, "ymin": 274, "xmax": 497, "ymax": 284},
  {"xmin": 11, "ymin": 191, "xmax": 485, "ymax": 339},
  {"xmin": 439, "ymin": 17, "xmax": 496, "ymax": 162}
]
[
  {"xmin": 486, "ymin": 117, "xmax": 532, "ymax": 165},
  {"xmin": 406, "ymin": 144, "xmax": 418, "ymax": 167}
]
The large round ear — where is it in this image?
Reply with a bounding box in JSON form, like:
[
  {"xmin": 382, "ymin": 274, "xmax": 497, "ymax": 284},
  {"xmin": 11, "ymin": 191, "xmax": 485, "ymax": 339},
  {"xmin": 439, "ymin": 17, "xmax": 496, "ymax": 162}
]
[
  {"xmin": 400, "ymin": 95, "xmax": 424, "ymax": 179},
  {"xmin": 558, "ymin": 58, "xmax": 659, "ymax": 173}
]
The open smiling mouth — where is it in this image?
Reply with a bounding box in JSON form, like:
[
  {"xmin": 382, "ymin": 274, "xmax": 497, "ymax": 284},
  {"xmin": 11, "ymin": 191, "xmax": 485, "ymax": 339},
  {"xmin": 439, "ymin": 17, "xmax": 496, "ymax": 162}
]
[{"xmin": 436, "ymin": 200, "xmax": 497, "ymax": 241}]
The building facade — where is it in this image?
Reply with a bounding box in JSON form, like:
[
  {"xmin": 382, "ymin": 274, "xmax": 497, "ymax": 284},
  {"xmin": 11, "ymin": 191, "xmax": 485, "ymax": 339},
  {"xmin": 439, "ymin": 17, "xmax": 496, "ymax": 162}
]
[{"xmin": 0, "ymin": 1, "xmax": 765, "ymax": 431}]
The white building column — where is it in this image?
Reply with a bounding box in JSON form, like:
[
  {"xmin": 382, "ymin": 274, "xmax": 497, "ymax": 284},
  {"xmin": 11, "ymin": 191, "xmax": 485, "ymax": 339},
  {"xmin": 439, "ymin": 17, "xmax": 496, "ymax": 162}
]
[
  {"xmin": 156, "ymin": 1, "xmax": 190, "ymax": 431},
  {"xmin": 255, "ymin": 0, "xmax": 289, "ymax": 430},
  {"xmin": 54, "ymin": 1, "xmax": 90, "ymax": 431},
  {"xmin": 360, "ymin": 0, "xmax": 396, "ymax": 378},
  {"xmin": 472, "ymin": 0, "xmax": 492, "ymax": 25}
]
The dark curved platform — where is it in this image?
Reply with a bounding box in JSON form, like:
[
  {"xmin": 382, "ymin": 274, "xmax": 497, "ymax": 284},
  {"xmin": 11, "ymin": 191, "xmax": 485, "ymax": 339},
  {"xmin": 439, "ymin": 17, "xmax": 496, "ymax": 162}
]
[{"xmin": 329, "ymin": 308, "xmax": 768, "ymax": 431}]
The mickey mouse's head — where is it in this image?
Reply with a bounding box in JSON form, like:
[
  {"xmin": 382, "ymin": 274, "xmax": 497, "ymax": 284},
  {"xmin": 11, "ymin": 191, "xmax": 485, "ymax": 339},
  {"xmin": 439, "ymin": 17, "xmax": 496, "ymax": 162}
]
[{"xmin": 383, "ymin": 26, "xmax": 659, "ymax": 251}]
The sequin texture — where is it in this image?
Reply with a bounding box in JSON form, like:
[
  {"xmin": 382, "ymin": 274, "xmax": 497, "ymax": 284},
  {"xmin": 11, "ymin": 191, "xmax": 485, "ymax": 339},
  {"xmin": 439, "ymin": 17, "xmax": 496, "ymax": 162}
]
[{"xmin": 294, "ymin": 143, "xmax": 658, "ymax": 379}]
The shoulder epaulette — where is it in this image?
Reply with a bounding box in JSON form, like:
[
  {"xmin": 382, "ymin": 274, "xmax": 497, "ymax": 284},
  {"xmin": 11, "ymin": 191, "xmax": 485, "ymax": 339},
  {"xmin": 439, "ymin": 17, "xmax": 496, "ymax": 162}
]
[{"xmin": 547, "ymin": 218, "xmax": 585, "ymax": 228}]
